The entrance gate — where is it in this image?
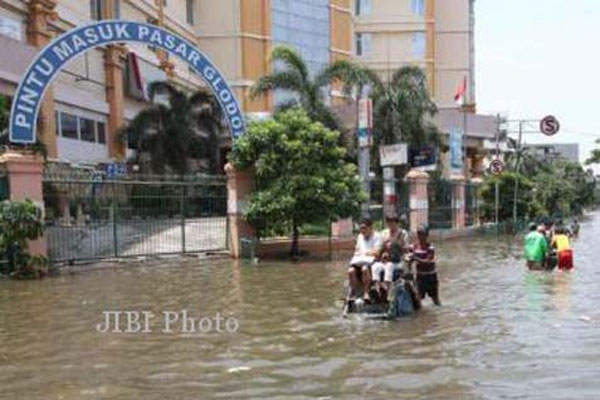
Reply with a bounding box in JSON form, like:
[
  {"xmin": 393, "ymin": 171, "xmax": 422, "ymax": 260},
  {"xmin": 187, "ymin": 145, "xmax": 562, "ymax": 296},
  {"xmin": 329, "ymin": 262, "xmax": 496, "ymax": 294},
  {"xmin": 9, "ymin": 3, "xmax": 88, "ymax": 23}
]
[{"xmin": 43, "ymin": 171, "xmax": 227, "ymax": 263}]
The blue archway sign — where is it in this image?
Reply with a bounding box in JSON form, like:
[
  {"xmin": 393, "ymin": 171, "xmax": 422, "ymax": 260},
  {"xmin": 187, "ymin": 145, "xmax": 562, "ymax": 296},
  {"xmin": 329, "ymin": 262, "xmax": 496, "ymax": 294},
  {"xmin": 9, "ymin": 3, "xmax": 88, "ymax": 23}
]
[{"xmin": 9, "ymin": 20, "xmax": 246, "ymax": 143}]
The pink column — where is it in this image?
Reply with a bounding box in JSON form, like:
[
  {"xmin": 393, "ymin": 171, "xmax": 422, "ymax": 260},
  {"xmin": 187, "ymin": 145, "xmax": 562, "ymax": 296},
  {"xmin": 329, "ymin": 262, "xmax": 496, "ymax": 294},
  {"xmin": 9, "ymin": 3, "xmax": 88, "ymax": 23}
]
[
  {"xmin": 452, "ymin": 175, "xmax": 466, "ymax": 230},
  {"xmin": 0, "ymin": 151, "xmax": 47, "ymax": 256},
  {"xmin": 405, "ymin": 169, "xmax": 429, "ymax": 234},
  {"xmin": 225, "ymin": 163, "xmax": 256, "ymax": 259}
]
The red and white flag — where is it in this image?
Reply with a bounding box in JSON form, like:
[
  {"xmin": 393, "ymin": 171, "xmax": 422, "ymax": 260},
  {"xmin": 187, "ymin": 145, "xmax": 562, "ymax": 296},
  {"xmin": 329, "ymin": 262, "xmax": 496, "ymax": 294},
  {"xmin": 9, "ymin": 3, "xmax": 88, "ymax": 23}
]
[{"xmin": 454, "ymin": 76, "xmax": 467, "ymax": 106}]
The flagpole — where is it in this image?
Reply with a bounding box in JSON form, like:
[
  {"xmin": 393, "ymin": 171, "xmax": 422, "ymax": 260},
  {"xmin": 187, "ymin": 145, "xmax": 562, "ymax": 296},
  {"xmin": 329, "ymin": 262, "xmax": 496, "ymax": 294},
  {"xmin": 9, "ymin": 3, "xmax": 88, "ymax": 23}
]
[{"xmin": 463, "ymin": 103, "xmax": 468, "ymax": 178}]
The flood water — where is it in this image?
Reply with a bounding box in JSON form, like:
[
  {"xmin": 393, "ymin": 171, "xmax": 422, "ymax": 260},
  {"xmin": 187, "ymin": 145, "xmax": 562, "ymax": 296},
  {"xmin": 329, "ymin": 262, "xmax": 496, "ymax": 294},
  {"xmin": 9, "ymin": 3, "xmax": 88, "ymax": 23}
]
[{"xmin": 1, "ymin": 214, "xmax": 600, "ymax": 399}]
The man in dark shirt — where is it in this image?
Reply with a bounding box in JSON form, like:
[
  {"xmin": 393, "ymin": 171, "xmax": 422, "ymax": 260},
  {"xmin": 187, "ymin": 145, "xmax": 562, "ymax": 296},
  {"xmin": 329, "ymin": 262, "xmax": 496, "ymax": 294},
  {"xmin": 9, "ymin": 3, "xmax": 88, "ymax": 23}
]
[{"xmin": 409, "ymin": 225, "xmax": 441, "ymax": 306}]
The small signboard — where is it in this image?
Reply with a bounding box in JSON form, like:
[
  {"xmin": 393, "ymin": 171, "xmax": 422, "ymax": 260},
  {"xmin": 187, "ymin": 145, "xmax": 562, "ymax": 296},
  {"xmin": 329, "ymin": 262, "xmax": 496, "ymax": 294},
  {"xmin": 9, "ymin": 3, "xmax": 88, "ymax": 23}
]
[
  {"xmin": 105, "ymin": 163, "xmax": 127, "ymax": 178},
  {"xmin": 357, "ymin": 98, "xmax": 373, "ymax": 148},
  {"xmin": 410, "ymin": 145, "xmax": 437, "ymax": 171},
  {"xmin": 449, "ymin": 127, "xmax": 463, "ymax": 172},
  {"xmin": 380, "ymin": 143, "xmax": 408, "ymax": 166},
  {"xmin": 540, "ymin": 115, "xmax": 560, "ymax": 136},
  {"xmin": 490, "ymin": 159, "xmax": 504, "ymax": 175}
]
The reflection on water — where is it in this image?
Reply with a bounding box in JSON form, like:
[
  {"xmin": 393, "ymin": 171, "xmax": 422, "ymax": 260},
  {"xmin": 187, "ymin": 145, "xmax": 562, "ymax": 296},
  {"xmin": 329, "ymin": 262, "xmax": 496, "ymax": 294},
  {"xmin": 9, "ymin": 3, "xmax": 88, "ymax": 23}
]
[{"xmin": 1, "ymin": 213, "xmax": 600, "ymax": 399}]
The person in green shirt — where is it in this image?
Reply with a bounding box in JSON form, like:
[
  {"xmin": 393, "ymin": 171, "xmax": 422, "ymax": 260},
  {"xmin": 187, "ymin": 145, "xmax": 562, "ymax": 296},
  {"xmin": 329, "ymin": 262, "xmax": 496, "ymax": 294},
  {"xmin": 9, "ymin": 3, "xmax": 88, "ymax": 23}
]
[{"xmin": 524, "ymin": 223, "xmax": 548, "ymax": 270}]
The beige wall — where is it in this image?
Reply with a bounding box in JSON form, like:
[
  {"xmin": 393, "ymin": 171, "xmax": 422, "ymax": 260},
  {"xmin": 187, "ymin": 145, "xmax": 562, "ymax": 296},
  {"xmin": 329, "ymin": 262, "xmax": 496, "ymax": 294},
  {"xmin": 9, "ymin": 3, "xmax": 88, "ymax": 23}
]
[
  {"xmin": 354, "ymin": 0, "xmax": 431, "ymax": 87},
  {"xmin": 434, "ymin": 0, "xmax": 475, "ymax": 109}
]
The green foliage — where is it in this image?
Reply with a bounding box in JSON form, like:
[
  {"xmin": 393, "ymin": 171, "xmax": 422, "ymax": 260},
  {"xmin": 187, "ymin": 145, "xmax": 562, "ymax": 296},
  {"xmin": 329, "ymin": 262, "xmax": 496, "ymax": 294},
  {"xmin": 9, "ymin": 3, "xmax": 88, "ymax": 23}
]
[
  {"xmin": 229, "ymin": 109, "xmax": 366, "ymax": 254},
  {"xmin": 0, "ymin": 94, "xmax": 8, "ymax": 136},
  {"xmin": 480, "ymin": 172, "xmax": 538, "ymax": 221},
  {"xmin": 119, "ymin": 81, "xmax": 223, "ymax": 175},
  {"xmin": 0, "ymin": 200, "xmax": 48, "ymax": 278},
  {"xmin": 480, "ymin": 160, "xmax": 595, "ymax": 222},
  {"xmin": 251, "ymin": 46, "xmax": 342, "ymax": 133},
  {"xmin": 585, "ymin": 138, "xmax": 600, "ymax": 165}
]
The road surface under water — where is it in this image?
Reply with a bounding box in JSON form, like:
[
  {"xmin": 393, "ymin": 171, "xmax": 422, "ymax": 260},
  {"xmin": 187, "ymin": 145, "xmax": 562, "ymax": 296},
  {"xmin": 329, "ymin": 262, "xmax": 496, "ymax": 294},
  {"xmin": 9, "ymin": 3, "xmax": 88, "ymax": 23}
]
[{"xmin": 1, "ymin": 213, "xmax": 600, "ymax": 399}]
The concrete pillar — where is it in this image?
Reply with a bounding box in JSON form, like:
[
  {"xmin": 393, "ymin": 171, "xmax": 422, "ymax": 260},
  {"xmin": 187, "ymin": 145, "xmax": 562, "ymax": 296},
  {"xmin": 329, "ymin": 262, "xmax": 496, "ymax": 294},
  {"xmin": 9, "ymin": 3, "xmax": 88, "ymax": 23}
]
[
  {"xmin": 0, "ymin": 152, "xmax": 47, "ymax": 257},
  {"xmin": 451, "ymin": 175, "xmax": 466, "ymax": 230},
  {"xmin": 331, "ymin": 218, "xmax": 353, "ymax": 238},
  {"xmin": 405, "ymin": 169, "xmax": 429, "ymax": 233},
  {"xmin": 26, "ymin": 0, "xmax": 58, "ymax": 158},
  {"xmin": 104, "ymin": 44, "xmax": 128, "ymax": 161},
  {"xmin": 225, "ymin": 163, "xmax": 255, "ymax": 259},
  {"xmin": 470, "ymin": 177, "xmax": 483, "ymax": 226}
]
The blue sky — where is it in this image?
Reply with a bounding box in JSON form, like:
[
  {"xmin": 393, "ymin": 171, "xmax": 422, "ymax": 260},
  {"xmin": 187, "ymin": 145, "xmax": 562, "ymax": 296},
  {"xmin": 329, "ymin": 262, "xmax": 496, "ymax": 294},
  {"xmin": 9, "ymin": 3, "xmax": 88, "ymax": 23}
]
[{"xmin": 475, "ymin": 0, "xmax": 600, "ymax": 166}]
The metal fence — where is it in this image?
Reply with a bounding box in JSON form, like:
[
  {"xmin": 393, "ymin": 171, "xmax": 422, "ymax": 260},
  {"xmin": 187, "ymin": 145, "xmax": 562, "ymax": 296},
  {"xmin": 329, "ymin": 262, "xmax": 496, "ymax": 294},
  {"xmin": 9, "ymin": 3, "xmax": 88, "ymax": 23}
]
[
  {"xmin": 43, "ymin": 173, "xmax": 228, "ymax": 263},
  {"xmin": 465, "ymin": 183, "xmax": 480, "ymax": 227},
  {"xmin": 0, "ymin": 171, "xmax": 7, "ymax": 201},
  {"xmin": 428, "ymin": 179, "xmax": 454, "ymax": 230}
]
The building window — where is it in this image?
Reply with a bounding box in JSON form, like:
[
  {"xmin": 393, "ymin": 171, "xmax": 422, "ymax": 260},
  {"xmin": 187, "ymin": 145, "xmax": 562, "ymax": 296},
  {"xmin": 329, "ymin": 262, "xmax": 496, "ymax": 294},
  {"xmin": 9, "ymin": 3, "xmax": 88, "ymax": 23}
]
[
  {"xmin": 412, "ymin": 32, "xmax": 426, "ymax": 58},
  {"xmin": 355, "ymin": 0, "xmax": 372, "ymax": 16},
  {"xmin": 355, "ymin": 33, "xmax": 372, "ymax": 57},
  {"xmin": 412, "ymin": 0, "xmax": 425, "ymax": 16},
  {"xmin": 80, "ymin": 118, "xmax": 96, "ymax": 142},
  {"xmin": 186, "ymin": 0, "xmax": 195, "ymax": 25},
  {"xmin": 97, "ymin": 122, "xmax": 106, "ymax": 144},
  {"xmin": 90, "ymin": 0, "xmax": 120, "ymax": 20},
  {"xmin": 60, "ymin": 113, "xmax": 78, "ymax": 139},
  {"xmin": 56, "ymin": 111, "xmax": 107, "ymax": 144}
]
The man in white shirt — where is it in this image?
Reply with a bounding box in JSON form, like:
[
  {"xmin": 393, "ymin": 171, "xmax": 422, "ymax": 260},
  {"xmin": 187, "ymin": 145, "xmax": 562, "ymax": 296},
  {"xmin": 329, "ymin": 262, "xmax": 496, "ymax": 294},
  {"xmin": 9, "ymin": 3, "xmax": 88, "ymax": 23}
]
[{"xmin": 348, "ymin": 218, "xmax": 381, "ymax": 301}]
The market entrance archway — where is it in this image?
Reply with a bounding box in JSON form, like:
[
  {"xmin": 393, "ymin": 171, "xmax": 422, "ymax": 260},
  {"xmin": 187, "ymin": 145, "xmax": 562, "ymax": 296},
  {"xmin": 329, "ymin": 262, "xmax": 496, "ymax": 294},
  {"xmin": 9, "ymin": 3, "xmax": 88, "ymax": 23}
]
[{"xmin": 9, "ymin": 20, "xmax": 245, "ymax": 143}]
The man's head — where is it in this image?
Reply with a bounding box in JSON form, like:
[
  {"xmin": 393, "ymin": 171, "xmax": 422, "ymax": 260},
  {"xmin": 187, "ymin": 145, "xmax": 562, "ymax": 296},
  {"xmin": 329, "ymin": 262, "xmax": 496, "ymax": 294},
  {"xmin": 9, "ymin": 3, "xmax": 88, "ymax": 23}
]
[
  {"xmin": 529, "ymin": 223, "xmax": 538, "ymax": 232},
  {"xmin": 537, "ymin": 224, "xmax": 546, "ymax": 233},
  {"xmin": 417, "ymin": 224, "xmax": 429, "ymax": 242},
  {"xmin": 385, "ymin": 214, "xmax": 399, "ymax": 231},
  {"xmin": 359, "ymin": 218, "xmax": 373, "ymax": 237}
]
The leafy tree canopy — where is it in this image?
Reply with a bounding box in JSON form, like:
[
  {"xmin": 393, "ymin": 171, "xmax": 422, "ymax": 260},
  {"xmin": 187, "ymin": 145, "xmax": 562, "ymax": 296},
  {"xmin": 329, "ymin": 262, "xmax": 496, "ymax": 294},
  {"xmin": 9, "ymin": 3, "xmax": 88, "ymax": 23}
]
[{"xmin": 229, "ymin": 109, "xmax": 366, "ymax": 255}]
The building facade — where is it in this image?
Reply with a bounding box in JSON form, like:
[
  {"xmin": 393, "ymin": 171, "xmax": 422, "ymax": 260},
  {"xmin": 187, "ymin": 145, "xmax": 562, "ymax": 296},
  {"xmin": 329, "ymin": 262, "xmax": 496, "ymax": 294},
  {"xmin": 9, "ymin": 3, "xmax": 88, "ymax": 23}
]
[
  {"xmin": 0, "ymin": 0, "xmax": 353, "ymax": 168},
  {"xmin": 525, "ymin": 143, "xmax": 580, "ymax": 164}
]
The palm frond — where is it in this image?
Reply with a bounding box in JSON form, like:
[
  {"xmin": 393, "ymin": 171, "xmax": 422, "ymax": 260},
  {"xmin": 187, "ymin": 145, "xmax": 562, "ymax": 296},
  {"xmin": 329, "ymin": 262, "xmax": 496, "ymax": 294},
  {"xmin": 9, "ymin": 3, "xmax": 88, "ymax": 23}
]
[
  {"xmin": 250, "ymin": 71, "xmax": 305, "ymax": 98},
  {"xmin": 270, "ymin": 46, "xmax": 310, "ymax": 84}
]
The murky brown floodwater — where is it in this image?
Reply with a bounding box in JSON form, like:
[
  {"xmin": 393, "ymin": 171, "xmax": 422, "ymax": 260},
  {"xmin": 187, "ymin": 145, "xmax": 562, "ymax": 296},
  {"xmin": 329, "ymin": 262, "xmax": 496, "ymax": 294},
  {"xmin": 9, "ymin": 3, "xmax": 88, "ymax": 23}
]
[{"xmin": 2, "ymin": 213, "xmax": 600, "ymax": 400}]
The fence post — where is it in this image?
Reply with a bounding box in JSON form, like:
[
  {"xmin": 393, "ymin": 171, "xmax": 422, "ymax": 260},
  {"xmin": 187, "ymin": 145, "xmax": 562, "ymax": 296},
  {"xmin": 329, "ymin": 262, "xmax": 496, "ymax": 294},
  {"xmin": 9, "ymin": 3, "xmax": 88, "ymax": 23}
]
[
  {"xmin": 405, "ymin": 169, "xmax": 429, "ymax": 234},
  {"xmin": 181, "ymin": 185, "xmax": 186, "ymax": 253},
  {"xmin": 0, "ymin": 151, "xmax": 47, "ymax": 257},
  {"xmin": 451, "ymin": 175, "xmax": 466, "ymax": 230},
  {"xmin": 111, "ymin": 182, "xmax": 118, "ymax": 258},
  {"xmin": 224, "ymin": 163, "xmax": 255, "ymax": 259}
]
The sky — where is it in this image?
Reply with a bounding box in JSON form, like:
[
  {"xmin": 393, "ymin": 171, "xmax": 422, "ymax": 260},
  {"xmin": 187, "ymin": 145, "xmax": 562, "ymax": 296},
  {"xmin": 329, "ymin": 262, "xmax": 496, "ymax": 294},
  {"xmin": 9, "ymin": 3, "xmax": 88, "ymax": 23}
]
[{"xmin": 475, "ymin": 0, "xmax": 600, "ymax": 167}]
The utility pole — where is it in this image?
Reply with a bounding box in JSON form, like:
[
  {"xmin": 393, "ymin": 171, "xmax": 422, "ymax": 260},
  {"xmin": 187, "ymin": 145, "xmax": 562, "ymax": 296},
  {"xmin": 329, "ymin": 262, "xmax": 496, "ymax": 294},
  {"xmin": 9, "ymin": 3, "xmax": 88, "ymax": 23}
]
[
  {"xmin": 512, "ymin": 120, "xmax": 524, "ymax": 227},
  {"xmin": 494, "ymin": 114, "xmax": 502, "ymax": 227}
]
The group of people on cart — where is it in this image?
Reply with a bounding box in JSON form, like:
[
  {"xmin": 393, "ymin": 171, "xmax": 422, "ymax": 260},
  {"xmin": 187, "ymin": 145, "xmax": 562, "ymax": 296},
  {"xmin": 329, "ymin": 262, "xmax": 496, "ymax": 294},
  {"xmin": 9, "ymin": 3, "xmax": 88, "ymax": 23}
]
[{"xmin": 347, "ymin": 215, "xmax": 441, "ymax": 307}]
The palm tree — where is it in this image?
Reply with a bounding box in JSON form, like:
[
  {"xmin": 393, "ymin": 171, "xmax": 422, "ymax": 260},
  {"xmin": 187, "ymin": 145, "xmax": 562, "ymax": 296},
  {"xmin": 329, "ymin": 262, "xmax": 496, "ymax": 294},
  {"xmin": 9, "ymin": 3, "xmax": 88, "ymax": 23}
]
[
  {"xmin": 372, "ymin": 66, "xmax": 440, "ymax": 148},
  {"xmin": 119, "ymin": 81, "xmax": 223, "ymax": 175},
  {"xmin": 250, "ymin": 46, "xmax": 341, "ymax": 132}
]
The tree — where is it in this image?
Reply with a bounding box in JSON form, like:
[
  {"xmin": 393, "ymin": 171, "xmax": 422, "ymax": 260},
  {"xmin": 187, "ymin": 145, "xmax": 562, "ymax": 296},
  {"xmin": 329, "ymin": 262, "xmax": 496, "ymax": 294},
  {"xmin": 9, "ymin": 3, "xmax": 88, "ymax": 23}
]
[
  {"xmin": 480, "ymin": 172, "xmax": 539, "ymax": 222},
  {"xmin": 0, "ymin": 94, "xmax": 8, "ymax": 137},
  {"xmin": 120, "ymin": 81, "xmax": 223, "ymax": 175},
  {"xmin": 585, "ymin": 138, "xmax": 600, "ymax": 165},
  {"xmin": 371, "ymin": 66, "xmax": 441, "ymax": 148},
  {"xmin": 250, "ymin": 46, "xmax": 342, "ymax": 133},
  {"xmin": 229, "ymin": 109, "xmax": 366, "ymax": 256}
]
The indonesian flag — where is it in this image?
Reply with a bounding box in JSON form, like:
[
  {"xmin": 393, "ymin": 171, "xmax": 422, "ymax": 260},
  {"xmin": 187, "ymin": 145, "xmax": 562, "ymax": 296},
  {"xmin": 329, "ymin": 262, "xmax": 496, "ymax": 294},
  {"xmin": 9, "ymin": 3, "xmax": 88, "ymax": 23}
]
[{"xmin": 454, "ymin": 76, "xmax": 467, "ymax": 106}]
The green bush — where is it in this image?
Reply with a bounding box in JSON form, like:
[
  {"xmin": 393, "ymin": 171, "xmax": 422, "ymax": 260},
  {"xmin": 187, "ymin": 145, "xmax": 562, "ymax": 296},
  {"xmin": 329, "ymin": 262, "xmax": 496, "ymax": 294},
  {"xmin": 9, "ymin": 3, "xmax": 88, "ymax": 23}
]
[{"xmin": 0, "ymin": 200, "xmax": 48, "ymax": 279}]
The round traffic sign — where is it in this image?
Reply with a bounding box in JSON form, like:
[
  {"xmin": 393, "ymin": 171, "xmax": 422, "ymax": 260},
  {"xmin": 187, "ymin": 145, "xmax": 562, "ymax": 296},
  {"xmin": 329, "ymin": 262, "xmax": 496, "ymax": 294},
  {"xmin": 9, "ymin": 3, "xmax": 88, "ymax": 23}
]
[
  {"xmin": 540, "ymin": 115, "xmax": 560, "ymax": 136},
  {"xmin": 490, "ymin": 159, "xmax": 504, "ymax": 175}
]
